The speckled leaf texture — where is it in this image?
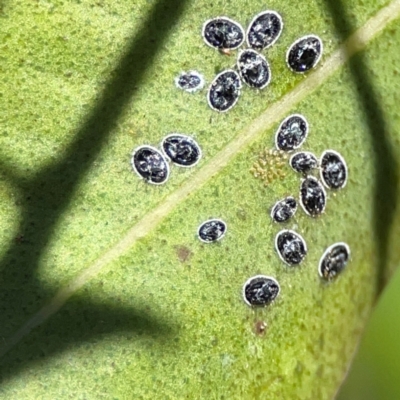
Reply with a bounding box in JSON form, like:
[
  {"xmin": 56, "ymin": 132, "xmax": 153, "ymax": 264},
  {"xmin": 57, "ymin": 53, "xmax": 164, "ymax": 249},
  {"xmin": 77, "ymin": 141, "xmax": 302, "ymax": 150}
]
[{"xmin": 0, "ymin": 0, "xmax": 400, "ymax": 399}]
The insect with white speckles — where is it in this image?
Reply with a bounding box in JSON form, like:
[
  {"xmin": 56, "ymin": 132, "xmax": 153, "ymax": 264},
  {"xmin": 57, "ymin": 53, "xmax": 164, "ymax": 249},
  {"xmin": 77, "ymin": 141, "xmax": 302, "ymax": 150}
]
[
  {"xmin": 286, "ymin": 35, "xmax": 323, "ymax": 73},
  {"xmin": 242, "ymin": 275, "xmax": 280, "ymax": 307},
  {"xmin": 131, "ymin": 145, "xmax": 170, "ymax": 185}
]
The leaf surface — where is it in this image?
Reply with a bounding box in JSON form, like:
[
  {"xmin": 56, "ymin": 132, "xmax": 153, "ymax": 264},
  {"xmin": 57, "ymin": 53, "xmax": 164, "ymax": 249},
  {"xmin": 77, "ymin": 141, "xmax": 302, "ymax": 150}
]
[{"xmin": 1, "ymin": 0, "xmax": 400, "ymax": 398}]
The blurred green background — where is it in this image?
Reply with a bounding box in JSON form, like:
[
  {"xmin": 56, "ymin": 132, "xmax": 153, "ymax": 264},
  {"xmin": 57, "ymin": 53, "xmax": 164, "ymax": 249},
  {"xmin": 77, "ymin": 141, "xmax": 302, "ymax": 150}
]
[{"xmin": 337, "ymin": 268, "xmax": 400, "ymax": 400}]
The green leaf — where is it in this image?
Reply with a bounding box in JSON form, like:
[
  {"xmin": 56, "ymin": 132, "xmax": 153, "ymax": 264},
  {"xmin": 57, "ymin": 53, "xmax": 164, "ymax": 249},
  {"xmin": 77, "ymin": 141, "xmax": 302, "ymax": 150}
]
[{"xmin": 1, "ymin": 0, "xmax": 400, "ymax": 398}]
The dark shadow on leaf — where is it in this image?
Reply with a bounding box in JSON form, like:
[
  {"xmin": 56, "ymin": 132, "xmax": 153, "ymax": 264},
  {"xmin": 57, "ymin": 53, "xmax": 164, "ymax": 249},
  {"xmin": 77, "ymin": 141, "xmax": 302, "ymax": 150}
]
[
  {"xmin": 0, "ymin": 296, "xmax": 178, "ymax": 383},
  {"xmin": 0, "ymin": 0, "xmax": 188, "ymax": 377},
  {"xmin": 0, "ymin": 160, "xmax": 21, "ymax": 185},
  {"xmin": 324, "ymin": 0, "xmax": 399, "ymax": 294}
]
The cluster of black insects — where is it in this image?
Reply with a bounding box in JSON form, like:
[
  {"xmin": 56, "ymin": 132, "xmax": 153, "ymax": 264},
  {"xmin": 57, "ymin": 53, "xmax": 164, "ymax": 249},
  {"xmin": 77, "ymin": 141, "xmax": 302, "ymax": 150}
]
[
  {"xmin": 246, "ymin": 113, "xmax": 351, "ymax": 307},
  {"xmin": 131, "ymin": 10, "xmax": 351, "ymax": 310},
  {"xmin": 176, "ymin": 12, "xmax": 323, "ymax": 111}
]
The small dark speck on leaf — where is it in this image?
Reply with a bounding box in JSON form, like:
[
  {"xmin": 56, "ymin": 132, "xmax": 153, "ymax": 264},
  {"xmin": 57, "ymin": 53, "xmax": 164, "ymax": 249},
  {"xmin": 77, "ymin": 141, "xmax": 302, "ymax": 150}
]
[
  {"xmin": 254, "ymin": 320, "xmax": 267, "ymax": 336},
  {"xmin": 15, "ymin": 234, "xmax": 25, "ymax": 244},
  {"xmin": 247, "ymin": 235, "xmax": 255, "ymax": 244},
  {"xmin": 319, "ymin": 333, "xmax": 325, "ymax": 349},
  {"xmin": 295, "ymin": 361, "xmax": 304, "ymax": 375},
  {"xmin": 175, "ymin": 245, "xmax": 193, "ymax": 263}
]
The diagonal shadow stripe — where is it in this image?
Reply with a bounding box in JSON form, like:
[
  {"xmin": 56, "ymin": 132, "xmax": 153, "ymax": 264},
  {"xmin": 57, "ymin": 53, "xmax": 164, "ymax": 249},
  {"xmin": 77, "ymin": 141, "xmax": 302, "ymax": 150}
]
[
  {"xmin": 0, "ymin": 296, "xmax": 178, "ymax": 384},
  {"xmin": 0, "ymin": 0, "xmax": 188, "ymax": 378},
  {"xmin": 323, "ymin": 0, "xmax": 400, "ymax": 294}
]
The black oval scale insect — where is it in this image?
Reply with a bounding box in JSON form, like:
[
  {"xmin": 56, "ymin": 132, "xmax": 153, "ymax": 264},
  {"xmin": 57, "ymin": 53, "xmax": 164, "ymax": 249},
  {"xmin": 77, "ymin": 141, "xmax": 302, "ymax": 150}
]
[
  {"xmin": 242, "ymin": 275, "xmax": 280, "ymax": 307},
  {"xmin": 202, "ymin": 17, "xmax": 245, "ymax": 50},
  {"xmin": 299, "ymin": 176, "xmax": 326, "ymax": 217},
  {"xmin": 198, "ymin": 219, "xmax": 227, "ymax": 243},
  {"xmin": 319, "ymin": 242, "xmax": 350, "ymax": 281},
  {"xmin": 161, "ymin": 134, "xmax": 202, "ymax": 167},
  {"xmin": 286, "ymin": 35, "xmax": 323, "ymax": 73},
  {"xmin": 246, "ymin": 10, "xmax": 283, "ymax": 50},
  {"xmin": 275, "ymin": 230, "xmax": 307, "ymax": 266},
  {"xmin": 237, "ymin": 49, "xmax": 271, "ymax": 89},
  {"xmin": 175, "ymin": 71, "xmax": 204, "ymax": 93},
  {"xmin": 290, "ymin": 151, "xmax": 318, "ymax": 174},
  {"xmin": 131, "ymin": 145, "xmax": 170, "ymax": 185},
  {"xmin": 275, "ymin": 114, "xmax": 309, "ymax": 151},
  {"xmin": 320, "ymin": 150, "xmax": 348, "ymax": 189},
  {"xmin": 271, "ymin": 196, "xmax": 297, "ymax": 223},
  {"xmin": 207, "ymin": 70, "xmax": 241, "ymax": 112}
]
